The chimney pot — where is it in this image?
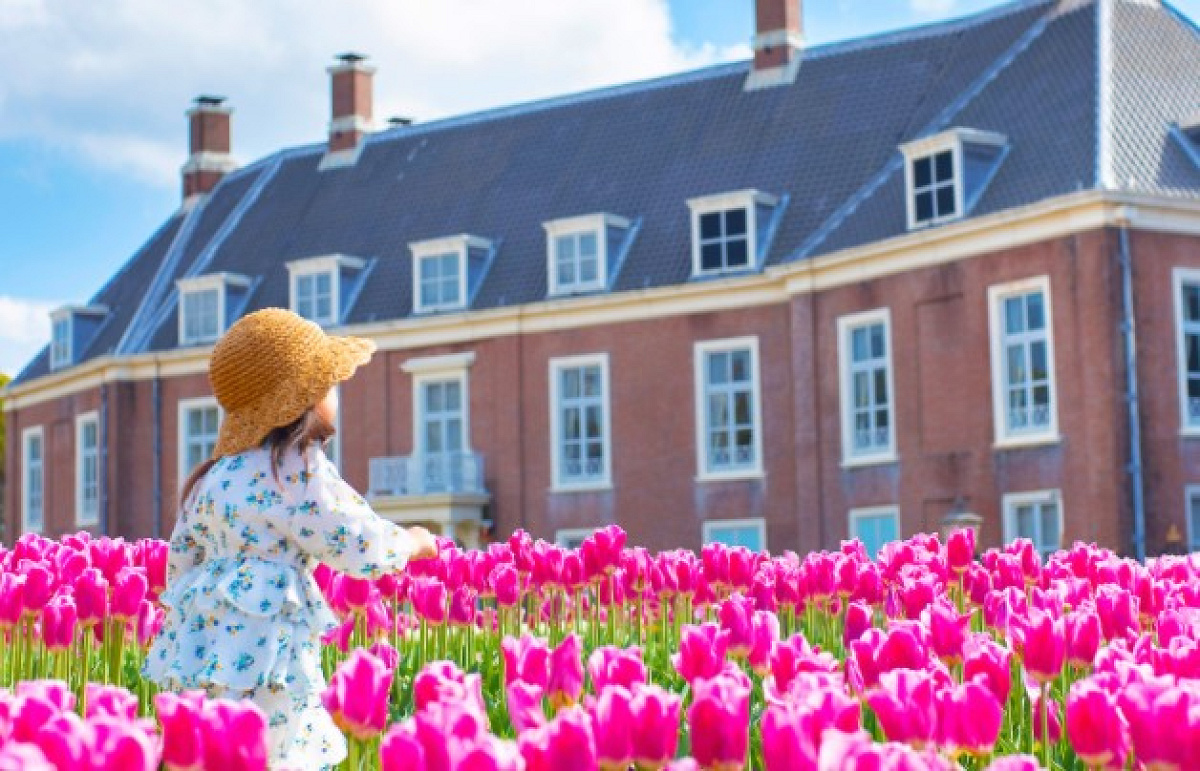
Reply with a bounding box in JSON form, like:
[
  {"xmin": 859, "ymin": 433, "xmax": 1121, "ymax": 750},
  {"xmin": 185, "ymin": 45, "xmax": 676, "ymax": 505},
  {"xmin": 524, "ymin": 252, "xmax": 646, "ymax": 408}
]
[{"xmin": 182, "ymin": 95, "xmax": 236, "ymax": 203}]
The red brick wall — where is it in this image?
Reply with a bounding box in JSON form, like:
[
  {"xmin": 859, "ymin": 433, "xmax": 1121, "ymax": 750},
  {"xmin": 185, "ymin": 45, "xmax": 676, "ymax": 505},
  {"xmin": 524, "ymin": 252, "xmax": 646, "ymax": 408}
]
[{"xmin": 7, "ymin": 228, "xmax": 1200, "ymax": 557}]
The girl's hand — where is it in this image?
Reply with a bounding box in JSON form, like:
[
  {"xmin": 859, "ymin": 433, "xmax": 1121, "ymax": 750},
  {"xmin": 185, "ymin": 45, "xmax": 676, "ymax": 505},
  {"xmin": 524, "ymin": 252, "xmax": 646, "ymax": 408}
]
[{"xmin": 406, "ymin": 526, "xmax": 440, "ymax": 561}]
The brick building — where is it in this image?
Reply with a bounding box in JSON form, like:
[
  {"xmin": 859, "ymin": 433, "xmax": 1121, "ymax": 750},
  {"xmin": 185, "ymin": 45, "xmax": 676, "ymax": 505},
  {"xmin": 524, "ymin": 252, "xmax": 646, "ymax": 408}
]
[{"xmin": 4, "ymin": 0, "xmax": 1200, "ymax": 559}]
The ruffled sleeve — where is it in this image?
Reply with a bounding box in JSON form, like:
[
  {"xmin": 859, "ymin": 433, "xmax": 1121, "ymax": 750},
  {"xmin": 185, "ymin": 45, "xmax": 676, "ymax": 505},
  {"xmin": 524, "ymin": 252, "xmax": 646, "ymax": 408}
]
[{"xmin": 283, "ymin": 448, "xmax": 416, "ymax": 580}]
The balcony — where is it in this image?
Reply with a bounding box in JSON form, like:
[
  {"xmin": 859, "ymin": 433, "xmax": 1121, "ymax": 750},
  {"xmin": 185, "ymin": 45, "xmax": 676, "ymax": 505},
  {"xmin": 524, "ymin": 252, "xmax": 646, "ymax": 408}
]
[{"xmin": 367, "ymin": 452, "xmax": 490, "ymax": 548}]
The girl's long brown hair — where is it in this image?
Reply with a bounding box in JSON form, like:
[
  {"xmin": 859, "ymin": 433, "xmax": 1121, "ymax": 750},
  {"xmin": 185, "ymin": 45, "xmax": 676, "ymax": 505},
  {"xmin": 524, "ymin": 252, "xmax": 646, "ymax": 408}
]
[{"xmin": 179, "ymin": 408, "xmax": 337, "ymax": 506}]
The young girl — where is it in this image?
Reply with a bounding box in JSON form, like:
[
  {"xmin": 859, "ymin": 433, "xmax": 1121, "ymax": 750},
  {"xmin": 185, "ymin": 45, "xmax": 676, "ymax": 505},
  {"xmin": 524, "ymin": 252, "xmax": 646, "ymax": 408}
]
[{"xmin": 145, "ymin": 308, "xmax": 439, "ymax": 769}]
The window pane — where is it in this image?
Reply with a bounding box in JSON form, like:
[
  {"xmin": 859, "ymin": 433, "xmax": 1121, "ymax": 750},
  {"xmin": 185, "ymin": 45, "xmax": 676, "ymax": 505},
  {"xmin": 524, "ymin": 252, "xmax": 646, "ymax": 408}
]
[
  {"xmin": 583, "ymin": 367, "xmax": 602, "ymax": 397},
  {"xmin": 579, "ymin": 255, "xmax": 598, "ymax": 284},
  {"xmin": 1190, "ymin": 494, "xmax": 1200, "ymax": 551},
  {"xmin": 854, "ymin": 372, "xmax": 870, "ymax": 408},
  {"xmin": 1007, "ymin": 345, "xmax": 1026, "ymax": 385},
  {"xmin": 316, "ymin": 272, "xmax": 332, "ymax": 295},
  {"xmin": 578, "ymin": 233, "xmax": 598, "ymax": 258},
  {"xmin": 1015, "ymin": 505, "xmax": 1036, "ymax": 540},
  {"xmin": 700, "ymin": 243, "xmax": 723, "ymax": 271},
  {"xmin": 1026, "ymin": 292, "xmax": 1045, "ymax": 331},
  {"xmin": 557, "ymin": 236, "xmax": 576, "ymax": 262},
  {"xmin": 700, "ymin": 212, "xmax": 722, "ymax": 240},
  {"xmin": 708, "ymin": 353, "xmax": 728, "ymax": 386},
  {"xmin": 870, "ymin": 325, "xmax": 885, "ymax": 359},
  {"xmin": 1031, "ymin": 341, "xmax": 1048, "ymax": 381},
  {"xmin": 915, "ymin": 192, "xmax": 934, "ymax": 222},
  {"xmin": 874, "ymin": 369, "xmax": 888, "ymax": 404},
  {"xmin": 1005, "ymin": 297, "xmax": 1025, "ymax": 335},
  {"xmin": 445, "ymin": 382, "xmax": 462, "ymax": 410},
  {"xmin": 1187, "ymin": 286, "xmax": 1200, "ymax": 323},
  {"xmin": 563, "ymin": 369, "xmax": 580, "ymax": 399},
  {"xmin": 558, "ymin": 259, "xmax": 576, "ymax": 286},
  {"xmin": 935, "ymin": 151, "xmax": 954, "ymax": 182},
  {"xmin": 726, "ymin": 238, "xmax": 749, "ymax": 268},
  {"xmin": 914, "ymin": 158, "xmax": 932, "ymax": 188},
  {"xmin": 730, "ymin": 350, "xmax": 750, "ymax": 383},
  {"xmin": 426, "ymin": 384, "xmax": 444, "ymax": 412},
  {"xmin": 724, "ymin": 209, "xmax": 747, "ymax": 237},
  {"xmin": 852, "ymin": 328, "xmax": 868, "ymax": 362},
  {"xmin": 564, "ymin": 409, "xmax": 581, "ymax": 441},
  {"xmin": 1040, "ymin": 503, "xmax": 1060, "ymax": 554},
  {"xmin": 936, "ymin": 186, "xmax": 956, "ymax": 217},
  {"xmin": 734, "ymin": 392, "xmax": 751, "ymax": 425}
]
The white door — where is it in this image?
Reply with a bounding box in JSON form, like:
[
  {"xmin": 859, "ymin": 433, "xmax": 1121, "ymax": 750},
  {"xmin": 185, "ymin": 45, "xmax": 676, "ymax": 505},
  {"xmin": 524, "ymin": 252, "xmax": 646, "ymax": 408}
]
[{"xmin": 419, "ymin": 378, "xmax": 465, "ymax": 491}]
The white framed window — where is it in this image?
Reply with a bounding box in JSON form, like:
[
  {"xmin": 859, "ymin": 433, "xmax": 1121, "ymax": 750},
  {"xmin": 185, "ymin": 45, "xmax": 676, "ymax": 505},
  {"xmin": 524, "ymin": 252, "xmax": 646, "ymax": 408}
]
[
  {"xmin": 287, "ymin": 256, "xmax": 364, "ymax": 326},
  {"xmin": 702, "ymin": 518, "xmax": 766, "ymax": 552},
  {"xmin": 849, "ymin": 506, "xmax": 899, "ymax": 557},
  {"xmin": 402, "ymin": 352, "xmax": 477, "ymax": 493},
  {"xmin": 687, "ymin": 190, "xmax": 778, "ymax": 277},
  {"xmin": 1002, "ymin": 490, "xmax": 1063, "ymax": 559},
  {"xmin": 988, "ymin": 276, "xmax": 1059, "ymax": 447},
  {"xmin": 76, "ymin": 412, "xmax": 100, "ymax": 527},
  {"xmin": 177, "ymin": 273, "xmax": 249, "ymax": 345},
  {"xmin": 178, "ymin": 397, "xmax": 221, "ymax": 493},
  {"xmin": 22, "ymin": 426, "xmax": 44, "ymax": 534},
  {"xmin": 837, "ymin": 309, "xmax": 896, "ymax": 466},
  {"xmin": 1173, "ymin": 269, "xmax": 1200, "ymax": 434},
  {"xmin": 543, "ymin": 214, "xmax": 630, "ymax": 296},
  {"xmin": 694, "ymin": 337, "xmax": 763, "ymax": 480},
  {"xmin": 50, "ymin": 313, "xmax": 72, "ymax": 370},
  {"xmin": 410, "ymin": 236, "xmax": 492, "ymax": 314},
  {"xmin": 1186, "ymin": 486, "xmax": 1200, "ymax": 554},
  {"xmin": 900, "ymin": 128, "xmax": 1007, "ymax": 231},
  {"xmin": 555, "ymin": 529, "xmax": 595, "ymax": 549},
  {"xmin": 550, "ymin": 354, "xmax": 612, "ymax": 490}
]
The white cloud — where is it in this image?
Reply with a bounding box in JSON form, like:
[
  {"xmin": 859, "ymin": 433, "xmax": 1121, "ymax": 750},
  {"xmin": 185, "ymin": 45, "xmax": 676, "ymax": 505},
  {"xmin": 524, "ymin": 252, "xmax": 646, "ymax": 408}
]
[
  {"xmin": 0, "ymin": 0, "xmax": 749, "ymax": 190},
  {"xmin": 0, "ymin": 296, "xmax": 59, "ymax": 377},
  {"xmin": 910, "ymin": 0, "xmax": 960, "ymax": 14}
]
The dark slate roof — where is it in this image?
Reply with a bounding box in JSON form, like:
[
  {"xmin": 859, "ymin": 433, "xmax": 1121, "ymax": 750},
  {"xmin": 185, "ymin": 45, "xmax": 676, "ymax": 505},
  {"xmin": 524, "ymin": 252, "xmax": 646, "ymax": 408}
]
[{"xmin": 13, "ymin": 0, "xmax": 1200, "ymax": 385}]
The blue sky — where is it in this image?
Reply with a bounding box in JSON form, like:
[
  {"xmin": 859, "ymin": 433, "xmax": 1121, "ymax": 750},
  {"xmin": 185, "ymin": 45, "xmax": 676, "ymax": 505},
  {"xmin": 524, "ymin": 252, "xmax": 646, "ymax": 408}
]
[{"xmin": 1, "ymin": 0, "xmax": 1197, "ymax": 376}]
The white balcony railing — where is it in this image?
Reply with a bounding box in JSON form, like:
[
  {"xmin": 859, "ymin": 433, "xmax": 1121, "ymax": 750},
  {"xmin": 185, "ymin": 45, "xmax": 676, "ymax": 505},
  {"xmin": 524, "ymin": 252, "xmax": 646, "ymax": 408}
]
[{"xmin": 369, "ymin": 452, "xmax": 487, "ymax": 497}]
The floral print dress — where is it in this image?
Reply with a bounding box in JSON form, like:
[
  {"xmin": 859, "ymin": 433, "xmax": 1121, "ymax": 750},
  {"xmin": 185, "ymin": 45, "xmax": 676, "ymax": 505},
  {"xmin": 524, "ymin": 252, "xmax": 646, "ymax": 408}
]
[{"xmin": 144, "ymin": 445, "xmax": 415, "ymax": 769}]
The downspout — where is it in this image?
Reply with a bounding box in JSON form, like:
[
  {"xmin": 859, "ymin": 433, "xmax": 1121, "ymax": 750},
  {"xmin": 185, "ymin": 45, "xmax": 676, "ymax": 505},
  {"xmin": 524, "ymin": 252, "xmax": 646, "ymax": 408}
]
[
  {"xmin": 152, "ymin": 368, "xmax": 163, "ymax": 539},
  {"xmin": 99, "ymin": 383, "xmax": 109, "ymax": 537},
  {"xmin": 1117, "ymin": 212, "xmax": 1146, "ymax": 562}
]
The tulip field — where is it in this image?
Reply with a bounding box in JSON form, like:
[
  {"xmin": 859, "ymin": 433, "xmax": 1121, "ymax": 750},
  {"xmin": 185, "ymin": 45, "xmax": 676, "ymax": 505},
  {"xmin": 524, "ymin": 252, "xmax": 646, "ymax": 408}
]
[{"xmin": 1, "ymin": 526, "xmax": 1199, "ymax": 770}]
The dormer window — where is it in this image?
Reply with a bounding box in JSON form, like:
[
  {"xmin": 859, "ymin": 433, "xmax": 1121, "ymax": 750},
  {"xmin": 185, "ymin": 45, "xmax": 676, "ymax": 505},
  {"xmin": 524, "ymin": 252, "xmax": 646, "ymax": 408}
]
[
  {"xmin": 901, "ymin": 128, "xmax": 1008, "ymax": 231},
  {"xmin": 543, "ymin": 214, "xmax": 632, "ymax": 296},
  {"xmin": 177, "ymin": 273, "xmax": 251, "ymax": 345},
  {"xmin": 286, "ymin": 255, "xmax": 366, "ymax": 326},
  {"xmin": 687, "ymin": 190, "xmax": 780, "ymax": 278},
  {"xmin": 49, "ymin": 305, "xmax": 108, "ymax": 371},
  {"xmin": 51, "ymin": 315, "xmax": 72, "ymax": 370},
  {"xmin": 410, "ymin": 235, "xmax": 494, "ymax": 314}
]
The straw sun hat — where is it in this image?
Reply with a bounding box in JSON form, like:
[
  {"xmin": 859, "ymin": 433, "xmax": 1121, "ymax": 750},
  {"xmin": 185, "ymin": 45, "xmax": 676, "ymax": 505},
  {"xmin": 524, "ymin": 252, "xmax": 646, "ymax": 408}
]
[{"xmin": 207, "ymin": 307, "xmax": 376, "ymax": 458}]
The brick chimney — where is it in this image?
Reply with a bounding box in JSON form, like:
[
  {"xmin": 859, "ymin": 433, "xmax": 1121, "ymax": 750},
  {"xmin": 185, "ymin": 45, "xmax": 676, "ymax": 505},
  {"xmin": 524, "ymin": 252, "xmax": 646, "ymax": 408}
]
[
  {"xmin": 181, "ymin": 95, "xmax": 236, "ymax": 203},
  {"xmin": 746, "ymin": 0, "xmax": 804, "ymax": 91},
  {"xmin": 327, "ymin": 52, "xmax": 375, "ymax": 156}
]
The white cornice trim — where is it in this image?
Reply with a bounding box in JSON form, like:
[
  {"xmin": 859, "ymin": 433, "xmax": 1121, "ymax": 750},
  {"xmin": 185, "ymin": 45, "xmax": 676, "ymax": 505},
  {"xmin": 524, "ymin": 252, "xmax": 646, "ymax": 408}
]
[
  {"xmin": 6, "ymin": 191, "xmax": 1200, "ymax": 411},
  {"xmin": 401, "ymin": 351, "xmax": 477, "ymax": 374}
]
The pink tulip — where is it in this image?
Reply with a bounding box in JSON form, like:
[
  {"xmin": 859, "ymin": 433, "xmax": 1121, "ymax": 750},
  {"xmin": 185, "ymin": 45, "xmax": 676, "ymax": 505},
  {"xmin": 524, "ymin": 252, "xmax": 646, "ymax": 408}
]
[
  {"xmin": 156, "ymin": 692, "xmax": 205, "ymax": 771},
  {"xmin": 413, "ymin": 661, "xmax": 486, "ymax": 715},
  {"xmin": 1022, "ymin": 610, "xmax": 1065, "ymax": 684},
  {"xmin": 1066, "ymin": 680, "xmax": 1129, "ymax": 769},
  {"xmin": 983, "ymin": 757, "xmax": 1042, "ymax": 771},
  {"xmin": 369, "ymin": 640, "xmax": 401, "ymax": 671},
  {"xmin": 963, "ymin": 634, "xmax": 1013, "ymax": 703},
  {"xmin": 768, "ymin": 633, "xmax": 838, "ymax": 697},
  {"xmin": 519, "ymin": 706, "xmax": 598, "ymax": 771},
  {"xmin": 110, "ymin": 566, "xmax": 148, "ymax": 621},
  {"xmin": 937, "ymin": 680, "xmax": 1002, "ymax": 755},
  {"xmin": 200, "ymin": 698, "xmax": 270, "ymax": 771},
  {"xmin": 747, "ymin": 611, "xmax": 780, "ymax": 675},
  {"xmin": 136, "ymin": 598, "xmax": 164, "ymax": 648},
  {"xmin": 926, "ymin": 602, "xmax": 972, "ymax": 664},
  {"xmin": 85, "ymin": 683, "xmax": 139, "ymax": 721},
  {"xmin": 322, "ymin": 648, "xmax": 394, "ymax": 740},
  {"xmin": 321, "ymin": 616, "xmax": 355, "ymax": 653},
  {"xmin": 589, "ymin": 686, "xmax": 634, "ymax": 770},
  {"xmin": 503, "ymin": 634, "xmax": 551, "ymax": 688},
  {"xmin": 843, "ymin": 601, "xmax": 873, "ymax": 645},
  {"xmin": 491, "ymin": 564, "xmax": 520, "ymax": 607},
  {"xmin": 587, "ymin": 646, "xmax": 647, "ymax": 693},
  {"xmin": 91, "ymin": 717, "xmax": 158, "ymax": 771},
  {"xmin": 1118, "ymin": 679, "xmax": 1195, "ymax": 770},
  {"xmin": 946, "ymin": 528, "xmax": 975, "ymax": 575},
  {"xmin": 762, "ymin": 702, "xmax": 817, "ymax": 771},
  {"xmin": 1096, "ymin": 585, "xmax": 1139, "ymax": 642},
  {"xmin": 548, "ymin": 634, "xmax": 585, "ymax": 709},
  {"xmin": 412, "ymin": 576, "xmax": 448, "ymax": 624},
  {"xmin": 20, "ymin": 562, "xmax": 55, "ymax": 617},
  {"xmin": 135, "ymin": 538, "xmax": 169, "ymax": 598},
  {"xmin": 866, "ymin": 668, "xmax": 938, "ymax": 748},
  {"xmin": 1065, "ymin": 608, "xmax": 1102, "ymax": 668},
  {"xmin": 507, "ymin": 681, "xmax": 547, "ymax": 732},
  {"xmin": 40, "ymin": 594, "xmax": 76, "ymax": 651},
  {"xmin": 73, "ymin": 568, "xmax": 108, "ymax": 626},
  {"xmin": 688, "ymin": 673, "xmax": 751, "ymax": 771},
  {"xmin": 380, "ymin": 722, "xmax": 426, "ymax": 771},
  {"xmin": 629, "ymin": 684, "xmax": 682, "ymax": 768},
  {"xmin": 718, "ymin": 594, "xmax": 756, "ymax": 657},
  {"xmin": 449, "ymin": 585, "xmax": 478, "ymax": 626},
  {"xmin": 0, "ymin": 573, "xmax": 27, "ymax": 627},
  {"xmin": 672, "ymin": 623, "xmax": 730, "ymax": 683}
]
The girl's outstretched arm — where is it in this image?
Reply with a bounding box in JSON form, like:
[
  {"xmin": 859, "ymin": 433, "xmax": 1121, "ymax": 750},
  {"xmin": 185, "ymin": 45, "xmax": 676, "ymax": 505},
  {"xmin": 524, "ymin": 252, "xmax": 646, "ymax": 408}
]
[{"xmin": 284, "ymin": 450, "xmax": 421, "ymax": 579}]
